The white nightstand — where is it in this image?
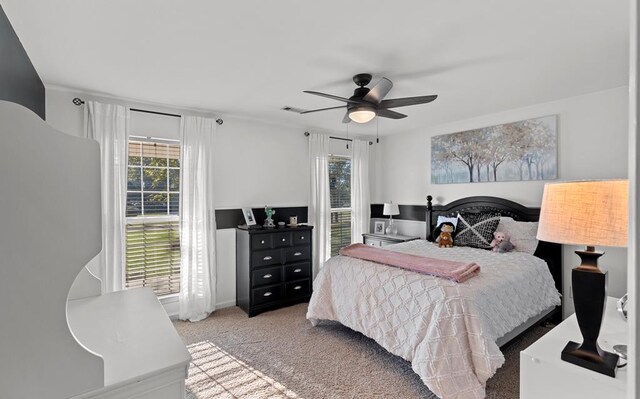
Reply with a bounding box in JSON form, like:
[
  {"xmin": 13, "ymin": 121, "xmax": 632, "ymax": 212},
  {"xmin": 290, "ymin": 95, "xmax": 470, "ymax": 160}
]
[
  {"xmin": 520, "ymin": 297, "xmax": 627, "ymax": 399},
  {"xmin": 362, "ymin": 233, "xmax": 420, "ymax": 247}
]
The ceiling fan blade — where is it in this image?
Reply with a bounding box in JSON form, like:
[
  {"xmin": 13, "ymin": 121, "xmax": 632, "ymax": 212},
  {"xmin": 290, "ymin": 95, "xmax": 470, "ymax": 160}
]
[
  {"xmin": 377, "ymin": 109, "xmax": 407, "ymax": 119},
  {"xmin": 379, "ymin": 95, "xmax": 438, "ymax": 109},
  {"xmin": 363, "ymin": 77, "xmax": 393, "ymax": 104},
  {"xmin": 303, "ymin": 91, "xmax": 363, "ymax": 104},
  {"xmin": 300, "ymin": 105, "xmax": 347, "ymax": 115},
  {"xmin": 342, "ymin": 112, "xmax": 351, "ymax": 123}
]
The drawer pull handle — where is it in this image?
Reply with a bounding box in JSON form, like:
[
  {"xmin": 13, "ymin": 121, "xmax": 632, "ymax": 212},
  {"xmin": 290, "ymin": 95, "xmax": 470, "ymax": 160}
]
[
  {"xmin": 281, "ymin": 238, "xmax": 287, "ymax": 242},
  {"xmin": 263, "ymin": 274, "xmax": 272, "ymax": 279},
  {"xmin": 263, "ymin": 256, "xmax": 273, "ymax": 261},
  {"xmin": 300, "ymin": 236, "xmax": 305, "ymax": 240},
  {"xmin": 293, "ymin": 252, "xmax": 302, "ymax": 256},
  {"xmin": 293, "ymin": 268, "xmax": 302, "ymax": 273},
  {"xmin": 260, "ymin": 240, "xmax": 265, "ymax": 244},
  {"xmin": 294, "ymin": 286, "xmax": 302, "ymax": 290},
  {"xmin": 263, "ymin": 292, "xmax": 272, "ymax": 297}
]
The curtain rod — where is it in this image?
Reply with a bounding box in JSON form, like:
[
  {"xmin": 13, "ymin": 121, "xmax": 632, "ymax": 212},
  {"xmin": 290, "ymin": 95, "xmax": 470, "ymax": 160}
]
[
  {"xmin": 304, "ymin": 131, "xmax": 373, "ymax": 145},
  {"xmin": 72, "ymin": 97, "xmax": 223, "ymax": 125}
]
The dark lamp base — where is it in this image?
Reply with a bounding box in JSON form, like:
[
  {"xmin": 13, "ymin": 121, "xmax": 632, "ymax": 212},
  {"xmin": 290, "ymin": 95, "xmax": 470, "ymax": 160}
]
[{"xmin": 561, "ymin": 341, "xmax": 619, "ymax": 377}]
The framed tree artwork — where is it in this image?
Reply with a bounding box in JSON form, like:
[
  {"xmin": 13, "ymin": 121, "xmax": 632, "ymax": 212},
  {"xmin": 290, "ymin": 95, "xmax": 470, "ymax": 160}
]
[{"xmin": 431, "ymin": 115, "xmax": 558, "ymax": 184}]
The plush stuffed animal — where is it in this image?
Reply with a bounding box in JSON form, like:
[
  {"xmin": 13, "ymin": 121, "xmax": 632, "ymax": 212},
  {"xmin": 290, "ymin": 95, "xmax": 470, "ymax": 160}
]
[
  {"xmin": 433, "ymin": 222, "xmax": 454, "ymax": 242},
  {"xmin": 497, "ymin": 240, "xmax": 515, "ymax": 253},
  {"xmin": 437, "ymin": 224, "xmax": 455, "ymax": 248},
  {"xmin": 490, "ymin": 231, "xmax": 515, "ymax": 253}
]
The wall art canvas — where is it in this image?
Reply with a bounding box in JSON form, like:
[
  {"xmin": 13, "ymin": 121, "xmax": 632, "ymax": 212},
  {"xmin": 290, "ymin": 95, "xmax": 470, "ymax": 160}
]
[{"xmin": 431, "ymin": 115, "xmax": 557, "ymax": 184}]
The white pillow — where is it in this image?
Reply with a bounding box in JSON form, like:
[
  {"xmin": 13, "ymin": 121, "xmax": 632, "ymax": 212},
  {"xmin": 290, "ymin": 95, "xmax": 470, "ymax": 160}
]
[
  {"xmin": 436, "ymin": 215, "xmax": 458, "ymax": 228},
  {"xmin": 496, "ymin": 217, "xmax": 539, "ymax": 255}
]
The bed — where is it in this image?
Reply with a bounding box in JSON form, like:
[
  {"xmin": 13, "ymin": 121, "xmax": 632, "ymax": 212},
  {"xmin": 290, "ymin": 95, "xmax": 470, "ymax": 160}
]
[{"xmin": 306, "ymin": 196, "xmax": 562, "ymax": 399}]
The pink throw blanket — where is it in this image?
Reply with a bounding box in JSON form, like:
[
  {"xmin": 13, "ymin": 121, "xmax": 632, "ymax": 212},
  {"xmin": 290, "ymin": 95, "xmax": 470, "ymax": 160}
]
[{"xmin": 339, "ymin": 243, "xmax": 480, "ymax": 283}]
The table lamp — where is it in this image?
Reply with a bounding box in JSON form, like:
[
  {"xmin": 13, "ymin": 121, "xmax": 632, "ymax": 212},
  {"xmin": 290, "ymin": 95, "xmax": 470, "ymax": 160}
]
[
  {"xmin": 383, "ymin": 202, "xmax": 400, "ymax": 235},
  {"xmin": 537, "ymin": 179, "xmax": 628, "ymax": 377}
]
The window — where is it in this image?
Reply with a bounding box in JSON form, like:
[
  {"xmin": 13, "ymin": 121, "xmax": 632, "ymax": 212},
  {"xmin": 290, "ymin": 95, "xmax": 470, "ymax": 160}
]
[
  {"xmin": 126, "ymin": 139, "xmax": 181, "ymax": 296},
  {"xmin": 329, "ymin": 155, "xmax": 351, "ymax": 256}
]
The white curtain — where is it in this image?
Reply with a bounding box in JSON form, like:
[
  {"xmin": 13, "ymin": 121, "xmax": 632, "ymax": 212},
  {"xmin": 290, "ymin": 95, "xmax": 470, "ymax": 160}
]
[
  {"xmin": 179, "ymin": 115, "xmax": 217, "ymax": 322},
  {"xmin": 83, "ymin": 101, "xmax": 128, "ymax": 293},
  {"xmin": 351, "ymin": 139, "xmax": 371, "ymax": 242},
  {"xmin": 309, "ymin": 133, "xmax": 331, "ymax": 277}
]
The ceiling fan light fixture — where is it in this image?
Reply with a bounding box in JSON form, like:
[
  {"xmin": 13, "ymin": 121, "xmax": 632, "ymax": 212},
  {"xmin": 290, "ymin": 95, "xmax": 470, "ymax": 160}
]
[{"xmin": 348, "ymin": 106, "xmax": 376, "ymax": 123}]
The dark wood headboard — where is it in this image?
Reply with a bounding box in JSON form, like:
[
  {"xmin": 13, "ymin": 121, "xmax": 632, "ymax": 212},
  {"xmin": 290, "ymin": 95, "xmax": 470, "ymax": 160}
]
[{"xmin": 425, "ymin": 195, "xmax": 563, "ymax": 322}]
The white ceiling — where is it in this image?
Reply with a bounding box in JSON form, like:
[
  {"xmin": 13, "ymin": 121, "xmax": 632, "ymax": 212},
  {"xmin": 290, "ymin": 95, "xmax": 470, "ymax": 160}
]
[{"xmin": 2, "ymin": 0, "xmax": 629, "ymax": 136}]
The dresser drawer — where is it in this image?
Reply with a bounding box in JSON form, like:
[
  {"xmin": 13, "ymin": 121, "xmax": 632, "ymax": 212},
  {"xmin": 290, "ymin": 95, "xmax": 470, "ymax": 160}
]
[
  {"xmin": 284, "ymin": 262, "xmax": 311, "ymax": 281},
  {"xmin": 284, "ymin": 246, "xmax": 310, "ymax": 262},
  {"xmin": 252, "ymin": 284, "xmax": 283, "ymax": 306},
  {"xmin": 251, "ymin": 235, "xmax": 272, "ymax": 250},
  {"xmin": 272, "ymin": 232, "xmax": 291, "ymax": 248},
  {"xmin": 252, "ymin": 266, "xmax": 282, "ymax": 288},
  {"xmin": 364, "ymin": 238, "xmax": 383, "ymax": 247},
  {"xmin": 285, "ymin": 279, "xmax": 311, "ymax": 298},
  {"xmin": 252, "ymin": 249, "xmax": 282, "ymax": 267},
  {"xmin": 292, "ymin": 230, "xmax": 310, "ymax": 245}
]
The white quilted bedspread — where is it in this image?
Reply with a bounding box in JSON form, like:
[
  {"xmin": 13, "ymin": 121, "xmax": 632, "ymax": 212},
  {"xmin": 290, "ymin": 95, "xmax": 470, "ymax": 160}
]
[{"xmin": 306, "ymin": 240, "xmax": 560, "ymax": 399}]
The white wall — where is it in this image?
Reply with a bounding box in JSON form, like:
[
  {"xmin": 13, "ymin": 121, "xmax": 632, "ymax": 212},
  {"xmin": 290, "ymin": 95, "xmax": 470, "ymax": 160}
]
[
  {"xmin": 45, "ymin": 86, "xmax": 377, "ymax": 314},
  {"xmin": 46, "ymin": 87, "xmax": 312, "ymax": 208},
  {"xmin": 374, "ymin": 86, "xmax": 630, "ymax": 318}
]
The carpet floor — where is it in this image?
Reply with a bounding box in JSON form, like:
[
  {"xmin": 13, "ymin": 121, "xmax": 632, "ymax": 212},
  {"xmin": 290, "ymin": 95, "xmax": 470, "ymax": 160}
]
[{"xmin": 173, "ymin": 303, "xmax": 551, "ymax": 399}]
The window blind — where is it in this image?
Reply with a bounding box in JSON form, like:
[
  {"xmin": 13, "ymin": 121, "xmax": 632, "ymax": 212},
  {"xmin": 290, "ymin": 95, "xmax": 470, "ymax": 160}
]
[
  {"xmin": 329, "ymin": 155, "xmax": 352, "ymax": 256},
  {"xmin": 126, "ymin": 138, "xmax": 181, "ymax": 296},
  {"xmin": 125, "ymin": 220, "xmax": 181, "ymax": 296},
  {"xmin": 330, "ymin": 210, "xmax": 352, "ymax": 256}
]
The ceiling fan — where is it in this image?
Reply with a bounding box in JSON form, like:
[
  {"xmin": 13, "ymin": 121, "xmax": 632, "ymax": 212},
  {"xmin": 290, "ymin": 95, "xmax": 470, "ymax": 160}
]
[{"xmin": 299, "ymin": 73, "xmax": 437, "ymax": 124}]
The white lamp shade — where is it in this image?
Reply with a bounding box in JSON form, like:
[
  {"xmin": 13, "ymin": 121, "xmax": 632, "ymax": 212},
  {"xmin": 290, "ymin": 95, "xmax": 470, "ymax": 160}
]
[
  {"xmin": 383, "ymin": 202, "xmax": 400, "ymax": 216},
  {"xmin": 537, "ymin": 180, "xmax": 628, "ymax": 247}
]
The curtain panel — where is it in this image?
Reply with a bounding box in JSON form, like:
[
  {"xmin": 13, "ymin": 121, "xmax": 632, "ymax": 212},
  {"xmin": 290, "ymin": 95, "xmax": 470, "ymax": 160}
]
[
  {"xmin": 351, "ymin": 139, "xmax": 371, "ymax": 243},
  {"xmin": 179, "ymin": 115, "xmax": 218, "ymax": 322},
  {"xmin": 308, "ymin": 133, "xmax": 331, "ymax": 277},
  {"xmin": 83, "ymin": 100, "xmax": 128, "ymax": 293}
]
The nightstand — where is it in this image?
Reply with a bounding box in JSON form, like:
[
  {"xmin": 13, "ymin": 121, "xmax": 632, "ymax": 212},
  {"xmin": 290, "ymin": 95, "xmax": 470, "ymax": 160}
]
[
  {"xmin": 362, "ymin": 233, "xmax": 420, "ymax": 247},
  {"xmin": 520, "ymin": 297, "xmax": 627, "ymax": 399}
]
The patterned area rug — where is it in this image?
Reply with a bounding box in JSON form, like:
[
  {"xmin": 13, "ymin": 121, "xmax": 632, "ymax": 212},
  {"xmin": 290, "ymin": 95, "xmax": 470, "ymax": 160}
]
[{"xmin": 175, "ymin": 303, "xmax": 551, "ymax": 399}]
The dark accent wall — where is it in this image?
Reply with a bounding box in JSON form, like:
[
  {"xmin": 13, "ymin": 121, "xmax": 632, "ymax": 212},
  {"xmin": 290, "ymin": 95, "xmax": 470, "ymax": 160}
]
[
  {"xmin": 216, "ymin": 207, "xmax": 308, "ymax": 230},
  {"xmin": 217, "ymin": 204, "xmax": 425, "ymax": 229},
  {"xmin": 0, "ymin": 5, "xmax": 45, "ymax": 119},
  {"xmin": 371, "ymin": 204, "xmax": 427, "ymax": 221}
]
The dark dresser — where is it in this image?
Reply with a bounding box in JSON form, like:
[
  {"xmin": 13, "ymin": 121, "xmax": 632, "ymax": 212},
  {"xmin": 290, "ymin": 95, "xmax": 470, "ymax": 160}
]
[{"xmin": 236, "ymin": 225, "xmax": 313, "ymax": 317}]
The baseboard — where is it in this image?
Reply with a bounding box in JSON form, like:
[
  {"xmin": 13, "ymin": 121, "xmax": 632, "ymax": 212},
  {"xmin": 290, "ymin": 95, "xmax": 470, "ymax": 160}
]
[{"xmin": 216, "ymin": 299, "xmax": 237, "ymax": 309}]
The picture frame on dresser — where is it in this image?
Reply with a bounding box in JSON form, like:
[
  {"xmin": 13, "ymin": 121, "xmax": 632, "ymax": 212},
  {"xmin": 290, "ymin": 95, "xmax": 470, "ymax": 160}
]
[
  {"xmin": 242, "ymin": 207, "xmax": 257, "ymax": 226},
  {"xmin": 374, "ymin": 221, "xmax": 385, "ymax": 234}
]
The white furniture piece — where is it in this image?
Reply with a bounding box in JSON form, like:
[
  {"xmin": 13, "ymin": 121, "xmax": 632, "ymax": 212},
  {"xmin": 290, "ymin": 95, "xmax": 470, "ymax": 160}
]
[
  {"xmin": 520, "ymin": 297, "xmax": 627, "ymax": 399},
  {"xmin": 0, "ymin": 101, "xmax": 190, "ymax": 399},
  {"xmin": 361, "ymin": 232, "xmax": 420, "ymax": 247}
]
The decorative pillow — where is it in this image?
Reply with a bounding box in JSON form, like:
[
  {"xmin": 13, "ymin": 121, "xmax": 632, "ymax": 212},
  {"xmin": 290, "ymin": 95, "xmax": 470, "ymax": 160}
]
[
  {"xmin": 455, "ymin": 212, "xmax": 501, "ymax": 249},
  {"xmin": 496, "ymin": 217, "xmax": 539, "ymax": 255},
  {"xmin": 436, "ymin": 215, "xmax": 458, "ymax": 228}
]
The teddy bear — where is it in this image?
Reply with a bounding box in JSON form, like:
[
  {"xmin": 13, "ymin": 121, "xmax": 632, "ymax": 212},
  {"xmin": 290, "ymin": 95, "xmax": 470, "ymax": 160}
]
[
  {"xmin": 436, "ymin": 224, "xmax": 455, "ymax": 248},
  {"xmin": 490, "ymin": 231, "xmax": 515, "ymax": 253}
]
